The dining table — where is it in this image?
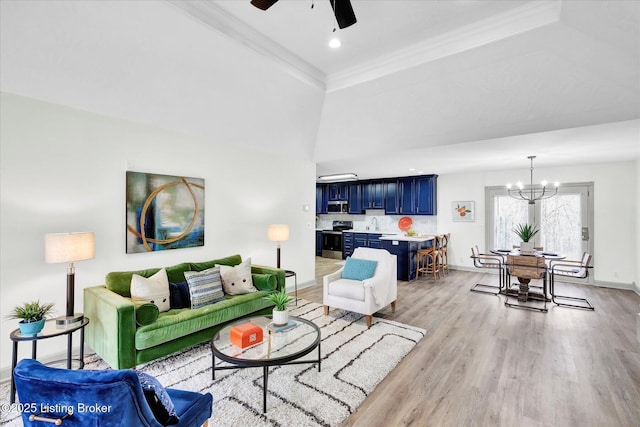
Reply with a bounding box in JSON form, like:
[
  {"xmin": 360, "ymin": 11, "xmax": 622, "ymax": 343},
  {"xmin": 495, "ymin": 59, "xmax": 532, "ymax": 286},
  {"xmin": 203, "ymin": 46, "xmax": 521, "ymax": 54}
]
[{"xmin": 489, "ymin": 249, "xmax": 565, "ymax": 312}]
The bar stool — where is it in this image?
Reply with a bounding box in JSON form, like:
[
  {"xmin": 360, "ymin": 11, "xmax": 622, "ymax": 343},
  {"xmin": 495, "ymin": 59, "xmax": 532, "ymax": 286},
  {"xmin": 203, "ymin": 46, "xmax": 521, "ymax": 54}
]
[
  {"xmin": 416, "ymin": 236, "xmax": 442, "ymax": 280},
  {"xmin": 439, "ymin": 233, "xmax": 450, "ymax": 274}
]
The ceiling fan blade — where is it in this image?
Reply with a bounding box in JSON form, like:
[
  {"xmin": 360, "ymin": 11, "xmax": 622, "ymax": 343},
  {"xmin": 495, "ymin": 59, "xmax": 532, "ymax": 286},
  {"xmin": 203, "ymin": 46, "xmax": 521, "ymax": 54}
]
[
  {"xmin": 330, "ymin": 0, "xmax": 357, "ymax": 29},
  {"xmin": 250, "ymin": 0, "xmax": 279, "ymax": 11}
]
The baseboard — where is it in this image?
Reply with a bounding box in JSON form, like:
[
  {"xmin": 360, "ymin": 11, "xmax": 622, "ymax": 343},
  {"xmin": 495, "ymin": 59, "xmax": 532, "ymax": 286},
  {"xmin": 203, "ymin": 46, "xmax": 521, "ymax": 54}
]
[
  {"xmin": 452, "ymin": 264, "xmax": 634, "ymax": 291},
  {"xmin": 296, "ymin": 280, "xmax": 316, "ymax": 290},
  {"xmin": 593, "ymin": 280, "xmax": 635, "ymax": 291},
  {"xmin": 637, "ymin": 313, "xmax": 640, "ymax": 349}
]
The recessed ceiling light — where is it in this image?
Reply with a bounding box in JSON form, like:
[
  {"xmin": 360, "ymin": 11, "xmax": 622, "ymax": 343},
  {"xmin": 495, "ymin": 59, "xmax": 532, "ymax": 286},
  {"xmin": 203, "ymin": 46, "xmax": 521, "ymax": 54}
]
[
  {"xmin": 318, "ymin": 173, "xmax": 357, "ymax": 182},
  {"xmin": 329, "ymin": 38, "xmax": 341, "ymax": 48},
  {"xmin": 408, "ymin": 168, "xmax": 416, "ymax": 172}
]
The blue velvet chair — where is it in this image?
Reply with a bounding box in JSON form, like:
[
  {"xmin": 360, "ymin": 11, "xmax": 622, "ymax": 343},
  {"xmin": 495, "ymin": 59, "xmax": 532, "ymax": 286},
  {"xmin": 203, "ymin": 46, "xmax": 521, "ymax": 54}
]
[{"xmin": 13, "ymin": 359, "xmax": 212, "ymax": 427}]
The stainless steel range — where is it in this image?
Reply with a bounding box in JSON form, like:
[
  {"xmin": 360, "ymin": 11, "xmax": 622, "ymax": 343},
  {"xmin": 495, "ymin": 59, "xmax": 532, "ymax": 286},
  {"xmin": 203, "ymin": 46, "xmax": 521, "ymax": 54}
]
[{"xmin": 321, "ymin": 220, "xmax": 353, "ymax": 260}]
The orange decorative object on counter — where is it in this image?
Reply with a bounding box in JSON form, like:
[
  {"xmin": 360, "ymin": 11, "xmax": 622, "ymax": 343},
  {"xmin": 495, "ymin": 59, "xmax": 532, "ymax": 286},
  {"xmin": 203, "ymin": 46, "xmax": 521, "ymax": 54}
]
[{"xmin": 229, "ymin": 322, "xmax": 263, "ymax": 348}]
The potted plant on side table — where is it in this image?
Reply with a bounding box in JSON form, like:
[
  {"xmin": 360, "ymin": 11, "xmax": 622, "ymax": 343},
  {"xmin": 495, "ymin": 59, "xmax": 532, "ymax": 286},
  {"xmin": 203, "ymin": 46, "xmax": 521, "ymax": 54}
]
[
  {"xmin": 6, "ymin": 300, "xmax": 55, "ymax": 336},
  {"xmin": 264, "ymin": 288, "xmax": 293, "ymax": 326},
  {"xmin": 513, "ymin": 223, "xmax": 539, "ymax": 253}
]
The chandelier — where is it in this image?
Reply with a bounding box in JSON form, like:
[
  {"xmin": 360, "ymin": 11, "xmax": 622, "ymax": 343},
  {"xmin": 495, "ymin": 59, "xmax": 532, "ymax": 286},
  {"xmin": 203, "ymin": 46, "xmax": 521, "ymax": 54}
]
[{"xmin": 507, "ymin": 156, "xmax": 559, "ymax": 205}]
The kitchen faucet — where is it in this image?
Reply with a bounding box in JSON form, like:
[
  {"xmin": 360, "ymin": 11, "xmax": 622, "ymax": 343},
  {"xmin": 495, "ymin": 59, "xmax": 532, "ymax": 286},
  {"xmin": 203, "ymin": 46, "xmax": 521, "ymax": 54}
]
[{"xmin": 371, "ymin": 217, "xmax": 379, "ymax": 231}]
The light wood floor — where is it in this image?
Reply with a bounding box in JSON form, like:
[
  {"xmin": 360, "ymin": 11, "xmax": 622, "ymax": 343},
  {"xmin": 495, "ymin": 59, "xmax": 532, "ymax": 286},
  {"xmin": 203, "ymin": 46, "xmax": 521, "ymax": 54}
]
[{"xmin": 301, "ymin": 257, "xmax": 640, "ymax": 426}]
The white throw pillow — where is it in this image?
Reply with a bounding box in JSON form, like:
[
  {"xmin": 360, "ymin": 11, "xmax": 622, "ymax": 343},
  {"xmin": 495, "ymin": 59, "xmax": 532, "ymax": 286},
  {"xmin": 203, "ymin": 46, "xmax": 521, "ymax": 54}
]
[
  {"xmin": 219, "ymin": 258, "xmax": 257, "ymax": 295},
  {"xmin": 131, "ymin": 268, "xmax": 170, "ymax": 312}
]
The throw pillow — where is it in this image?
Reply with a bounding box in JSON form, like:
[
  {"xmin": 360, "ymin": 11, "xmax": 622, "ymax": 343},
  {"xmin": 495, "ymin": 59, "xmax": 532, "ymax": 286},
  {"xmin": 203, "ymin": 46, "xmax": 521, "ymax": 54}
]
[
  {"xmin": 136, "ymin": 371, "xmax": 179, "ymax": 425},
  {"xmin": 341, "ymin": 257, "xmax": 378, "ymax": 281},
  {"xmin": 169, "ymin": 281, "xmax": 191, "ymax": 309},
  {"xmin": 134, "ymin": 302, "xmax": 160, "ymax": 326},
  {"xmin": 252, "ymin": 273, "xmax": 277, "ymax": 292},
  {"xmin": 131, "ymin": 268, "xmax": 170, "ymax": 312},
  {"xmin": 183, "ymin": 267, "xmax": 225, "ymax": 309},
  {"xmin": 219, "ymin": 257, "xmax": 257, "ymax": 295}
]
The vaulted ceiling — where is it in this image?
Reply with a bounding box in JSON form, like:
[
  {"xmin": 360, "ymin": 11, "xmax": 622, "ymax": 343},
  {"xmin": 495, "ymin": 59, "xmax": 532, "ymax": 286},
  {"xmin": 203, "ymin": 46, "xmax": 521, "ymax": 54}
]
[
  {"xmin": 2, "ymin": 0, "xmax": 639, "ymax": 179},
  {"xmin": 175, "ymin": 0, "xmax": 640, "ymax": 178}
]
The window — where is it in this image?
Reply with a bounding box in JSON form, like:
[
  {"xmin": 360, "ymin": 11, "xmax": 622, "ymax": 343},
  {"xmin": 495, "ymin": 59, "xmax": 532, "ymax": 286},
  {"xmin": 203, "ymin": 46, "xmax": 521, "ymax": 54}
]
[{"xmin": 486, "ymin": 183, "xmax": 594, "ymax": 282}]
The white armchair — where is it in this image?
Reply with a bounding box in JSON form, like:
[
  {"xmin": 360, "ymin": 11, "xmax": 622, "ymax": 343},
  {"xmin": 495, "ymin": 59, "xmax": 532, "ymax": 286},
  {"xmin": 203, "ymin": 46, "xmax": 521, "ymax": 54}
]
[{"xmin": 323, "ymin": 247, "xmax": 397, "ymax": 328}]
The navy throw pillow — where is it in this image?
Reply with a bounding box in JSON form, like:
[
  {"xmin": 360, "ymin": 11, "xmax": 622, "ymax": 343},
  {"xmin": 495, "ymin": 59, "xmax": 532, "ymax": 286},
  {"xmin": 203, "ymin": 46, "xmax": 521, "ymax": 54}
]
[
  {"xmin": 169, "ymin": 281, "xmax": 191, "ymax": 309},
  {"xmin": 136, "ymin": 371, "xmax": 179, "ymax": 425},
  {"xmin": 341, "ymin": 257, "xmax": 378, "ymax": 281}
]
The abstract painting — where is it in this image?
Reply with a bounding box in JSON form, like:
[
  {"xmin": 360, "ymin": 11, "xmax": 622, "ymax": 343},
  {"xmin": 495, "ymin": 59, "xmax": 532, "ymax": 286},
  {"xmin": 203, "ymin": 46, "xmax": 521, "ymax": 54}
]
[{"xmin": 126, "ymin": 171, "xmax": 204, "ymax": 253}]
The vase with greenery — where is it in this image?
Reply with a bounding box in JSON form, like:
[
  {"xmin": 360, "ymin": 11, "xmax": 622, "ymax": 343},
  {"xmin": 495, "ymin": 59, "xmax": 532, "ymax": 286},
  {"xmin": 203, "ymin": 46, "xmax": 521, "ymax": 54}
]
[
  {"xmin": 264, "ymin": 288, "xmax": 292, "ymax": 326},
  {"xmin": 7, "ymin": 300, "xmax": 55, "ymax": 336},
  {"xmin": 513, "ymin": 223, "xmax": 539, "ymax": 252}
]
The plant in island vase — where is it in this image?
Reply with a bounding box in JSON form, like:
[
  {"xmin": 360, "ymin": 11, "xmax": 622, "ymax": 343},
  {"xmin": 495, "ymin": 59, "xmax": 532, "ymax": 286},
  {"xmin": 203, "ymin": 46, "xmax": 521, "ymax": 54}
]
[
  {"xmin": 513, "ymin": 223, "xmax": 539, "ymax": 253},
  {"xmin": 6, "ymin": 300, "xmax": 55, "ymax": 336},
  {"xmin": 264, "ymin": 288, "xmax": 293, "ymax": 326}
]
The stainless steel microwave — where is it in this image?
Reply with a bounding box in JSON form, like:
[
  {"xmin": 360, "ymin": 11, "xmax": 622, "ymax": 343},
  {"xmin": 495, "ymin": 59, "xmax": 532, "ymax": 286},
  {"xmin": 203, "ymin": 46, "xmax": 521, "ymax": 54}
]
[{"xmin": 327, "ymin": 201, "xmax": 349, "ymax": 213}]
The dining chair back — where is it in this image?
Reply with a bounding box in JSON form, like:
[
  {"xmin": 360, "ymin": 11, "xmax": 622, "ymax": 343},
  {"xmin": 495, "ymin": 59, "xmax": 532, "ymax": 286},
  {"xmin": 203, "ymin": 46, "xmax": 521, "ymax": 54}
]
[
  {"xmin": 469, "ymin": 246, "xmax": 505, "ymax": 294},
  {"xmin": 548, "ymin": 252, "xmax": 594, "ymax": 310}
]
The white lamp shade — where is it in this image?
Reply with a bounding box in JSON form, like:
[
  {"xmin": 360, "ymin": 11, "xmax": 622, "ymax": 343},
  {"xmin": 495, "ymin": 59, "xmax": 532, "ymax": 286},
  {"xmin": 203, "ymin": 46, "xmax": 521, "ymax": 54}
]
[
  {"xmin": 45, "ymin": 232, "xmax": 95, "ymax": 263},
  {"xmin": 267, "ymin": 224, "xmax": 290, "ymax": 242}
]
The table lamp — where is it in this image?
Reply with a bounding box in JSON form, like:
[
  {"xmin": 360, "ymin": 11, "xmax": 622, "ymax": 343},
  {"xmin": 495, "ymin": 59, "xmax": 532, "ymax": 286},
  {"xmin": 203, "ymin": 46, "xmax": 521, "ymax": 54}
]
[
  {"xmin": 267, "ymin": 224, "xmax": 289, "ymax": 269},
  {"xmin": 45, "ymin": 232, "xmax": 95, "ymax": 325}
]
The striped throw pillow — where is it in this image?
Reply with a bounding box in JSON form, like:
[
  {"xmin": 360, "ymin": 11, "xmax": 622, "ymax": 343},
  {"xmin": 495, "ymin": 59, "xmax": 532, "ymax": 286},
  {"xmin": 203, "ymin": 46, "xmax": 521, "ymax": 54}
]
[{"xmin": 184, "ymin": 266, "xmax": 225, "ymax": 309}]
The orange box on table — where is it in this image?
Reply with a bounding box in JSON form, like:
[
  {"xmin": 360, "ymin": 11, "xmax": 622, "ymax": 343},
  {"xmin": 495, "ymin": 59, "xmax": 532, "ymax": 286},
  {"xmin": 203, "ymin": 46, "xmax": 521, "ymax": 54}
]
[{"xmin": 229, "ymin": 322, "xmax": 263, "ymax": 348}]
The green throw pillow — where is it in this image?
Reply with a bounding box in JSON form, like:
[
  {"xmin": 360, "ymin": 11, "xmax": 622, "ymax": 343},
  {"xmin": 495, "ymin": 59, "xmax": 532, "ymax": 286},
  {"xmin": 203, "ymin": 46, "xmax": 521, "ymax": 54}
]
[
  {"xmin": 134, "ymin": 302, "xmax": 159, "ymax": 326},
  {"xmin": 341, "ymin": 257, "xmax": 378, "ymax": 281},
  {"xmin": 252, "ymin": 273, "xmax": 277, "ymax": 291}
]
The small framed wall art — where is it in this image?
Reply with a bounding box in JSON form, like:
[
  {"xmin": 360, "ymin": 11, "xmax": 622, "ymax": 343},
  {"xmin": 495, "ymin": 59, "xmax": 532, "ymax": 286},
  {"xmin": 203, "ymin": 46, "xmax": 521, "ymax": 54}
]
[{"xmin": 452, "ymin": 201, "xmax": 475, "ymax": 222}]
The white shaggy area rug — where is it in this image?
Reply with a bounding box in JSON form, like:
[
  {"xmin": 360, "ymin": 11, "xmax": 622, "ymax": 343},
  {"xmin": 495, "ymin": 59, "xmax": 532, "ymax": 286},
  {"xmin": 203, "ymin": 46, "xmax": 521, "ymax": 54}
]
[{"xmin": 0, "ymin": 300, "xmax": 425, "ymax": 427}]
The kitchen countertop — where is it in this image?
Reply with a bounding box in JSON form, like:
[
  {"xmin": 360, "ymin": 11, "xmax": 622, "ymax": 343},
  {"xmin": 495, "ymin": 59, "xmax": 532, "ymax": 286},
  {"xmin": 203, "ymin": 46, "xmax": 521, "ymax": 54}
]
[
  {"xmin": 317, "ymin": 229, "xmax": 438, "ymax": 239},
  {"xmin": 316, "ymin": 229, "xmax": 397, "ymax": 234},
  {"xmin": 379, "ymin": 234, "xmax": 436, "ymax": 242}
]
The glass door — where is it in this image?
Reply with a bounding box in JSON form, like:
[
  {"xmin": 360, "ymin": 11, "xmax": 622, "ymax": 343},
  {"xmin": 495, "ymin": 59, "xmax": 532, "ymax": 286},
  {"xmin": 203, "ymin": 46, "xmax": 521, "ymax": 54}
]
[{"xmin": 487, "ymin": 183, "xmax": 593, "ymax": 283}]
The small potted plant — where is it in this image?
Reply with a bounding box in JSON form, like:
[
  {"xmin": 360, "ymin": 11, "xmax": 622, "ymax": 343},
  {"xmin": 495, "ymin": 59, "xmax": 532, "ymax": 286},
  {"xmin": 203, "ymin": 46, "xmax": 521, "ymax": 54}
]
[
  {"xmin": 264, "ymin": 288, "xmax": 292, "ymax": 326},
  {"xmin": 513, "ymin": 223, "xmax": 539, "ymax": 253},
  {"xmin": 6, "ymin": 300, "xmax": 55, "ymax": 336}
]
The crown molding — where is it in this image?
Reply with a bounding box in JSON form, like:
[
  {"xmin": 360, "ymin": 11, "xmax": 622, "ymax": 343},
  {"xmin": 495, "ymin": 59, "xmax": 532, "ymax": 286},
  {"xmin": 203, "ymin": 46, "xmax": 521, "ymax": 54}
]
[
  {"xmin": 166, "ymin": 1, "xmax": 561, "ymax": 94},
  {"xmin": 325, "ymin": 0, "xmax": 562, "ymax": 92},
  {"xmin": 166, "ymin": 0, "xmax": 326, "ymax": 90}
]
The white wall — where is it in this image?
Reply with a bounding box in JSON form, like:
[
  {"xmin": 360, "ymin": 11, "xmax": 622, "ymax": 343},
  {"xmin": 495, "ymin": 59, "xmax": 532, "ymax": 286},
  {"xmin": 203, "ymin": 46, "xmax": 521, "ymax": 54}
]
[
  {"xmin": 437, "ymin": 161, "xmax": 638, "ymax": 287},
  {"xmin": 0, "ymin": 93, "xmax": 317, "ymax": 373},
  {"xmin": 636, "ymin": 158, "xmax": 640, "ymax": 295}
]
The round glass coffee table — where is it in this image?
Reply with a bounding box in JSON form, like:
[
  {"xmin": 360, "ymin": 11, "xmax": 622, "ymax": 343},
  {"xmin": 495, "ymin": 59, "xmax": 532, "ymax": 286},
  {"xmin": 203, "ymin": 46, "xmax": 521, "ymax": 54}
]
[{"xmin": 211, "ymin": 315, "xmax": 321, "ymax": 413}]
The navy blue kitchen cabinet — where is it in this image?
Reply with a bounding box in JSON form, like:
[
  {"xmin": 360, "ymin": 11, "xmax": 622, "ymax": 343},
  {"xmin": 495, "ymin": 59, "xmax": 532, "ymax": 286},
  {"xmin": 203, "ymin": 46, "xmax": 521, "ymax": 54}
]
[
  {"xmin": 367, "ymin": 233, "xmax": 383, "ymax": 249},
  {"xmin": 353, "ymin": 233, "xmax": 382, "ymax": 251},
  {"xmin": 384, "ymin": 180, "xmax": 399, "ymax": 214},
  {"xmin": 398, "ymin": 178, "xmax": 416, "ymax": 214},
  {"xmin": 316, "ymin": 184, "xmax": 328, "ymax": 214},
  {"xmin": 416, "ymin": 175, "xmax": 437, "ymax": 215},
  {"xmin": 342, "ymin": 232, "xmax": 354, "ymax": 258},
  {"xmin": 317, "ymin": 174, "xmax": 437, "ymax": 216},
  {"xmin": 381, "ymin": 239, "xmax": 420, "ymax": 281},
  {"xmin": 354, "ymin": 233, "xmax": 368, "ymax": 249},
  {"xmin": 315, "ymin": 231, "xmax": 323, "ymax": 256},
  {"xmin": 328, "ymin": 183, "xmax": 349, "ymax": 201},
  {"xmin": 347, "ymin": 183, "xmax": 362, "ymax": 214},
  {"xmin": 362, "ymin": 181, "xmax": 384, "ymax": 209}
]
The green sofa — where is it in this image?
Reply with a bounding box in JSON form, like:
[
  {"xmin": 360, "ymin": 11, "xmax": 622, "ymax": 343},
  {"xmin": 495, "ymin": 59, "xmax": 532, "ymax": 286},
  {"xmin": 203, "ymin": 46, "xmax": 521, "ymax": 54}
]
[{"xmin": 83, "ymin": 254, "xmax": 284, "ymax": 369}]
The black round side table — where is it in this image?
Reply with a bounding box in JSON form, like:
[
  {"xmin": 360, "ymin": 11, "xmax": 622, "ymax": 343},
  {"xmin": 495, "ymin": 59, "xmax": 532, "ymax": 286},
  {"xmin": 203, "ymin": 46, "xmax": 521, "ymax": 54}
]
[
  {"xmin": 10, "ymin": 317, "xmax": 89, "ymax": 403},
  {"xmin": 284, "ymin": 270, "xmax": 297, "ymax": 305}
]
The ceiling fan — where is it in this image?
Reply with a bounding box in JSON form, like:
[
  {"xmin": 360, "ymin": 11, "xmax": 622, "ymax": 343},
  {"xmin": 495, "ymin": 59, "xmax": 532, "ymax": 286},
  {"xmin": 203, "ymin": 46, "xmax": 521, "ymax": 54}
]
[{"xmin": 250, "ymin": 0, "xmax": 357, "ymax": 29}]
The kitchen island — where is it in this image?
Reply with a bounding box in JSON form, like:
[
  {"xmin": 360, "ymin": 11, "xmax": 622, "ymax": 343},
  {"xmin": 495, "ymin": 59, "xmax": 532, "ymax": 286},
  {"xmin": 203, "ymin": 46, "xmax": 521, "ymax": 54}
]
[{"xmin": 380, "ymin": 234, "xmax": 436, "ymax": 281}]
